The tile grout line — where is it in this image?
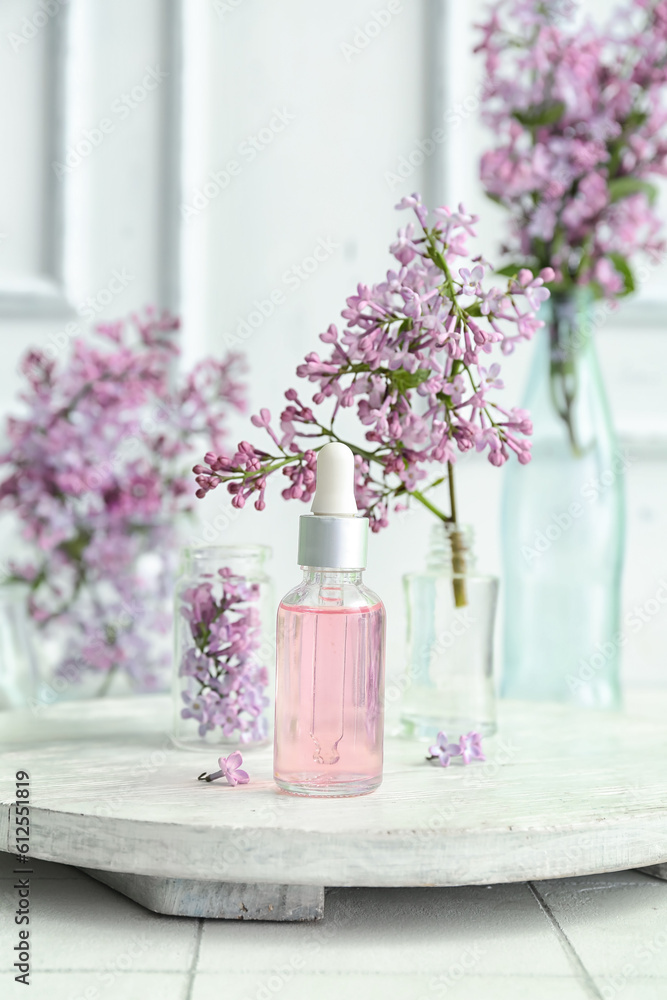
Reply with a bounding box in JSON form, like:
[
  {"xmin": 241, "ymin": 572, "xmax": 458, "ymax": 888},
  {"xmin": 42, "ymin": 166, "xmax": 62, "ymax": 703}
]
[
  {"xmin": 0, "ymin": 969, "xmax": 637, "ymax": 979},
  {"xmin": 527, "ymin": 882, "xmax": 603, "ymax": 1000},
  {"xmin": 184, "ymin": 919, "xmax": 204, "ymax": 1000}
]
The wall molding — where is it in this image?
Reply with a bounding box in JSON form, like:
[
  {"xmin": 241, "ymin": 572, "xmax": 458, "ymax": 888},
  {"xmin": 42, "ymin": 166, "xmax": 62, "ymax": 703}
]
[
  {"xmin": 0, "ymin": 0, "xmax": 189, "ymax": 325},
  {"xmin": 0, "ymin": 0, "xmax": 84, "ymax": 318},
  {"xmin": 159, "ymin": 0, "xmax": 185, "ymax": 319},
  {"xmin": 169, "ymin": 0, "xmax": 210, "ymax": 365},
  {"xmin": 423, "ymin": 0, "xmax": 449, "ymax": 213},
  {"xmin": 608, "ymin": 299, "xmax": 667, "ymax": 329}
]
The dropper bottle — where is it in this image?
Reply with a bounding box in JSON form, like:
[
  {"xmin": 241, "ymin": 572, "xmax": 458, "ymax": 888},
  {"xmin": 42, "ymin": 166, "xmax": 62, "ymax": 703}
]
[{"xmin": 273, "ymin": 442, "xmax": 386, "ymax": 797}]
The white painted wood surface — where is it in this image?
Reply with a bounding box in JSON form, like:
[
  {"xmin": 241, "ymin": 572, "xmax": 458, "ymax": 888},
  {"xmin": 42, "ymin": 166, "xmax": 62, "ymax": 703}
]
[{"xmin": 1, "ymin": 695, "xmax": 666, "ymax": 894}]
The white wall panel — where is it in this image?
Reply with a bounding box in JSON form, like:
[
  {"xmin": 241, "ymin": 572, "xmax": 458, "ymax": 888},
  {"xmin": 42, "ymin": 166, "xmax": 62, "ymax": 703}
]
[
  {"xmin": 0, "ymin": 0, "xmax": 51, "ymax": 284},
  {"xmin": 0, "ymin": 1, "xmax": 181, "ymax": 402},
  {"xmin": 184, "ymin": 0, "xmax": 431, "ymax": 673},
  {"xmin": 0, "ymin": 0, "xmax": 664, "ymax": 691}
]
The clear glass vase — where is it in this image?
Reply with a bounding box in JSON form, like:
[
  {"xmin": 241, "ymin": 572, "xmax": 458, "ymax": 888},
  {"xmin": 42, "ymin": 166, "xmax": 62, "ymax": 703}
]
[
  {"xmin": 400, "ymin": 524, "xmax": 499, "ymax": 740},
  {"xmin": 501, "ymin": 291, "xmax": 625, "ymax": 707},
  {"xmin": 0, "ymin": 584, "xmax": 38, "ymax": 710},
  {"xmin": 172, "ymin": 544, "xmax": 273, "ymax": 751},
  {"xmin": 31, "ymin": 548, "xmax": 176, "ymax": 707}
]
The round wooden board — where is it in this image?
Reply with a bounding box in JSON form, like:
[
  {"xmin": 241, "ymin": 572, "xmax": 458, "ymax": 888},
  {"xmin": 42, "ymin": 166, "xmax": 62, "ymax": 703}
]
[{"xmin": 1, "ymin": 695, "xmax": 666, "ymax": 888}]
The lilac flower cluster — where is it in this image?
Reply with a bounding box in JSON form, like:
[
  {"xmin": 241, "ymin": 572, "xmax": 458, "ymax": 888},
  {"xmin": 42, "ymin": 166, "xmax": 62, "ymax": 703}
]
[
  {"xmin": 427, "ymin": 730, "xmax": 485, "ymax": 767},
  {"xmin": 477, "ymin": 0, "xmax": 667, "ymax": 297},
  {"xmin": 179, "ymin": 567, "xmax": 269, "ymax": 743},
  {"xmin": 0, "ymin": 311, "xmax": 246, "ymax": 692},
  {"xmin": 194, "ymin": 195, "xmax": 551, "ymax": 532}
]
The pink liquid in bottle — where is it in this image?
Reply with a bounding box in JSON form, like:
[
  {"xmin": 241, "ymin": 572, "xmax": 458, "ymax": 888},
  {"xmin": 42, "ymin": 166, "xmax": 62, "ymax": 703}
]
[{"xmin": 274, "ymin": 598, "xmax": 385, "ymax": 797}]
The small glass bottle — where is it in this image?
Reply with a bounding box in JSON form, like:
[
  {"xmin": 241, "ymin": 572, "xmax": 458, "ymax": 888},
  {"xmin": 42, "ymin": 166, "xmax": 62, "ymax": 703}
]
[
  {"xmin": 274, "ymin": 443, "xmax": 386, "ymax": 797},
  {"xmin": 400, "ymin": 524, "xmax": 498, "ymax": 740},
  {"xmin": 172, "ymin": 544, "xmax": 273, "ymax": 751}
]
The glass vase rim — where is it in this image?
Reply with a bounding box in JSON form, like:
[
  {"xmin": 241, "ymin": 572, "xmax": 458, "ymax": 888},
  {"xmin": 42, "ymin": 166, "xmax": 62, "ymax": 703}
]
[
  {"xmin": 182, "ymin": 543, "xmax": 272, "ymax": 561},
  {"xmin": 430, "ymin": 521, "xmax": 475, "ymax": 538},
  {"xmin": 546, "ymin": 286, "xmax": 595, "ymax": 306}
]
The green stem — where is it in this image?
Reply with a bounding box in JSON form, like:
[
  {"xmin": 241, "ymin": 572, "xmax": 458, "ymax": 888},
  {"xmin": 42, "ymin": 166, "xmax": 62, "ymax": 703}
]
[
  {"xmin": 549, "ymin": 366, "xmax": 581, "ymax": 455},
  {"xmin": 411, "ymin": 490, "xmax": 450, "ymax": 522},
  {"xmin": 447, "ymin": 460, "xmax": 458, "ymax": 524},
  {"xmin": 96, "ymin": 662, "xmax": 118, "ymax": 698},
  {"xmin": 447, "ymin": 462, "xmax": 467, "ymax": 609},
  {"xmin": 316, "ymin": 427, "xmax": 379, "ymax": 465},
  {"xmin": 547, "ymin": 308, "xmax": 583, "ymax": 457}
]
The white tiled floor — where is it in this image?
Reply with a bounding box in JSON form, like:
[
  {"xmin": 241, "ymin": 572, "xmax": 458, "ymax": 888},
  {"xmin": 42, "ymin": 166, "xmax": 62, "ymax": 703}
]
[
  {"xmin": 1, "ymin": 852, "xmax": 667, "ymax": 1000},
  {"xmin": 537, "ymin": 872, "xmax": 667, "ymax": 998},
  {"xmin": 196, "ymin": 883, "xmax": 574, "ymax": 976}
]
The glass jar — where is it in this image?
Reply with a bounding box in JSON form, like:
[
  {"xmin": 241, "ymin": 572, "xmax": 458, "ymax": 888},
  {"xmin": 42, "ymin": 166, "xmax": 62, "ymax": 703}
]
[
  {"xmin": 400, "ymin": 524, "xmax": 498, "ymax": 740},
  {"xmin": 172, "ymin": 545, "xmax": 273, "ymax": 751},
  {"xmin": 501, "ymin": 291, "xmax": 624, "ymax": 707}
]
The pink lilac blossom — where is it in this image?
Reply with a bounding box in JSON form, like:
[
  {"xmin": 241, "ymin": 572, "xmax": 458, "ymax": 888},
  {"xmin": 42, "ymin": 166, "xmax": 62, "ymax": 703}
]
[
  {"xmin": 193, "ymin": 196, "xmax": 551, "ymax": 532},
  {"xmin": 179, "ymin": 567, "xmax": 269, "ymax": 744},
  {"xmin": 0, "ymin": 310, "xmax": 246, "ymax": 692},
  {"xmin": 427, "ymin": 730, "xmax": 486, "ymax": 767},
  {"xmin": 476, "ymin": 0, "xmax": 667, "ymax": 297},
  {"xmin": 427, "ymin": 731, "xmax": 462, "ymax": 767},
  {"xmin": 459, "ymin": 730, "xmax": 486, "ymax": 764},
  {"xmin": 198, "ymin": 751, "xmax": 250, "ymax": 786}
]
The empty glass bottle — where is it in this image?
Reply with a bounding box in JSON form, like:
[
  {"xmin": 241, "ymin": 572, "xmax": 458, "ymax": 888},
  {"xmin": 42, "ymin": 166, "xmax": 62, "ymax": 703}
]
[
  {"xmin": 501, "ymin": 291, "xmax": 625, "ymax": 707},
  {"xmin": 401, "ymin": 523, "xmax": 499, "ymax": 740}
]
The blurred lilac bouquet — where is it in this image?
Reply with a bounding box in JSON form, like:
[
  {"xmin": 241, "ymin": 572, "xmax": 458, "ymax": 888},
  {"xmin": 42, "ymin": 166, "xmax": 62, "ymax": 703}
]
[
  {"xmin": 179, "ymin": 567, "xmax": 269, "ymax": 744},
  {"xmin": 193, "ymin": 196, "xmax": 551, "ymax": 593},
  {"xmin": 0, "ymin": 311, "xmax": 246, "ymax": 694},
  {"xmin": 477, "ymin": 0, "xmax": 667, "ymax": 297}
]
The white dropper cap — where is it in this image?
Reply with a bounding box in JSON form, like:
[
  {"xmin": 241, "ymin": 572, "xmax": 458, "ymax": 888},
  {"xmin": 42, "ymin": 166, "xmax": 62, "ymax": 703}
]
[
  {"xmin": 310, "ymin": 442, "xmax": 358, "ymax": 516},
  {"xmin": 297, "ymin": 442, "xmax": 368, "ymax": 568}
]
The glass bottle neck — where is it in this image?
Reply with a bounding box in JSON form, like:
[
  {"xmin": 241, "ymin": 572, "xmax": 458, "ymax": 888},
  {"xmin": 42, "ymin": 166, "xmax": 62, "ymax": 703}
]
[
  {"xmin": 531, "ymin": 289, "xmax": 610, "ymax": 456},
  {"xmin": 300, "ymin": 568, "xmax": 364, "ymax": 585},
  {"xmin": 544, "ymin": 290, "xmax": 595, "ymax": 362},
  {"xmin": 427, "ymin": 524, "xmax": 476, "ymax": 574}
]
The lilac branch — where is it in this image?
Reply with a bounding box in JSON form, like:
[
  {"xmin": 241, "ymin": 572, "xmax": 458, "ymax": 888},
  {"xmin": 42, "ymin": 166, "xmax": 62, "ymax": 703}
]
[{"xmin": 193, "ymin": 195, "xmax": 551, "ymax": 534}]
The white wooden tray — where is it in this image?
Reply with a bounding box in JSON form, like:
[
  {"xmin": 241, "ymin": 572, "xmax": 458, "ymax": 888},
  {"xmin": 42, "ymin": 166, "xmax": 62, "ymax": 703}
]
[{"xmin": 1, "ymin": 695, "xmax": 666, "ymax": 920}]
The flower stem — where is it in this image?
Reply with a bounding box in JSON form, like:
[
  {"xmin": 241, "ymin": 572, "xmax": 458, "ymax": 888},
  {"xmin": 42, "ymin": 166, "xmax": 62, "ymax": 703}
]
[
  {"xmin": 318, "ymin": 427, "xmax": 378, "ymax": 464},
  {"xmin": 411, "ymin": 490, "xmax": 450, "ymax": 522},
  {"xmin": 548, "ymin": 308, "xmax": 584, "ymax": 457},
  {"xmin": 447, "ymin": 460, "xmax": 458, "ymax": 524},
  {"xmin": 96, "ymin": 661, "xmax": 118, "ymax": 698},
  {"xmin": 447, "ymin": 462, "xmax": 468, "ymax": 609}
]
